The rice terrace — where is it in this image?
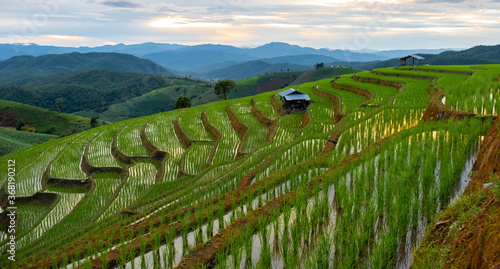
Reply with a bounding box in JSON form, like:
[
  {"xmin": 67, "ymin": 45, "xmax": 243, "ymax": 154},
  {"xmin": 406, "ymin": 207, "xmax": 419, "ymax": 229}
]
[{"xmin": 1, "ymin": 64, "xmax": 500, "ymax": 268}]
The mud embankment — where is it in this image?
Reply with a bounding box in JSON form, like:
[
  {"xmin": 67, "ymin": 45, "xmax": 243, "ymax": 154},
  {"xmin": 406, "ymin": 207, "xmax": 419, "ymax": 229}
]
[
  {"xmin": 0, "ymin": 192, "xmax": 58, "ymax": 231},
  {"xmin": 319, "ymin": 127, "xmax": 344, "ymax": 158},
  {"xmin": 140, "ymin": 123, "xmax": 168, "ymax": 182},
  {"xmin": 406, "ymin": 68, "xmax": 473, "ymax": 76},
  {"xmin": 301, "ymin": 109, "xmax": 313, "ymax": 128},
  {"xmin": 174, "ymin": 117, "xmax": 194, "ymax": 148},
  {"xmin": 250, "ymin": 98, "xmax": 279, "ymax": 142},
  {"xmin": 226, "ymin": 105, "xmax": 250, "ymax": 157},
  {"xmin": 81, "ymin": 138, "xmax": 126, "ymax": 176},
  {"xmin": 371, "ymin": 70, "xmax": 437, "ymax": 81},
  {"xmin": 332, "ymin": 82, "xmax": 373, "ymax": 101},
  {"xmin": 468, "ymin": 116, "xmax": 500, "ymax": 192},
  {"xmin": 351, "ymin": 74, "xmax": 405, "ymax": 93},
  {"xmin": 421, "ymin": 85, "xmax": 490, "ymax": 122},
  {"xmin": 311, "ymin": 85, "xmax": 344, "ymax": 122},
  {"xmin": 271, "ymin": 94, "xmax": 286, "ymax": 116},
  {"xmin": 201, "ymin": 110, "xmax": 221, "ymax": 167},
  {"xmin": 111, "ymin": 127, "xmax": 135, "ymax": 165},
  {"xmin": 140, "ymin": 123, "xmax": 168, "ymax": 162}
]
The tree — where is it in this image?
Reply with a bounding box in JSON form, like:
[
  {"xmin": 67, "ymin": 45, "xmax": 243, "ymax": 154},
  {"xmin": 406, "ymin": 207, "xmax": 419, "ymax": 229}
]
[
  {"xmin": 175, "ymin": 96, "xmax": 192, "ymax": 109},
  {"xmin": 90, "ymin": 116, "xmax": 99, "ymax": 128},
  {"xmin": 214, "ymin": 79, "xmax": 236, "ymax": 100},
  {"xmin": 315, "ymin": 62, "xmax": 324, "ymax": 69},
  {"xmin": 16, "ymin": 119, "xmax": 25, "ymax": 131},
  {"xmin": 55, "ymin": 97, "xmax": 64, "ymax": 112}
]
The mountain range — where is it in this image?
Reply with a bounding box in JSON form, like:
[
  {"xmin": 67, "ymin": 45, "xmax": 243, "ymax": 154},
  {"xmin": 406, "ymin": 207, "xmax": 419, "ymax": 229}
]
[{"xmin": 0, "ymin": 42, "xmax": 455, "ymax": 79}]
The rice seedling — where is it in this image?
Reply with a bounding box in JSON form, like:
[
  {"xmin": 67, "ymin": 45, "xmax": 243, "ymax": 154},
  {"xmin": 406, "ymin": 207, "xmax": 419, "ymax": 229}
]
[
  {"xmin": 13, "ymin": 139, "xmax": 71, "ymax": 196},
  {"xmin": 88, "ymin": 125, "xmax": 123, "ymax": 168},
  {"xmin": 14, "ymin": 190, "xmax": 86, "ymax": 249},
  {"xmin": 98, "ymin": 162, "xmax": 157, "ymax": 220},
  {"xmin": 184, "ymin": 142, "xmax": 212, "ymax": 175},
  {"xmin": 145, "ymin": 112, "xmax": 185, "ymax": 181},
  {"xmin": 204, "ymin": 102, "xmax": 240, "ymax": 164},
  {"xmin": 35, "ymin": 172, "xmax": 122, "ymax": 245},
  {"xmin": 179, "ymin": 104, "xmax": 213, "ymax": 141},
  {"xmin": 231, "ymin": 97, "xmax": 268, "ymax": 152},
  {"xmin": 116, "ymin": 118, "xmax": 151, "ymax": 157}
]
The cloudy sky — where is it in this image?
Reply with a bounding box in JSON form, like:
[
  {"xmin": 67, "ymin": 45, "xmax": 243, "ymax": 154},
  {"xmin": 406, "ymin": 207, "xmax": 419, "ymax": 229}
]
[{"xmin": 1, "ymin": 0, "xmax": 499, "ymax": 50}]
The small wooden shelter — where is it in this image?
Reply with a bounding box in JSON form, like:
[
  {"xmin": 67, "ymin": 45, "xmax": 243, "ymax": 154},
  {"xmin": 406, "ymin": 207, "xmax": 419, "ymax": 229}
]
[
  {"xmin": 399, "ymin": 55, "xmax": 424, "ymax": 66},
  {"xmin": 278, "ymin": 88, "xmax": 311, "ymax": 110}
]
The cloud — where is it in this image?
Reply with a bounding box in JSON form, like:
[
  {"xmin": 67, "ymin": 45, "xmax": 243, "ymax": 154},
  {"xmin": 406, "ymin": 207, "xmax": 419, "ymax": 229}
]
[{"xmin": 101, "ymin": 1, "xmax": 140, "ymax": 8}]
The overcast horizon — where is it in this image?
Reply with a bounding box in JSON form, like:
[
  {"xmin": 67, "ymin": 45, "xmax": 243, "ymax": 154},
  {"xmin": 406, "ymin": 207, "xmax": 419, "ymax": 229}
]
[{"xmin": 1, "ymin": 0, "xmax": 499, "ymax": 50}]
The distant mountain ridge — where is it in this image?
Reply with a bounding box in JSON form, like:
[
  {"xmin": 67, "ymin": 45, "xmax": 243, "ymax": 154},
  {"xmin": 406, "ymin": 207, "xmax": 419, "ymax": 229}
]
[
  {"xmin": 194, "ymin": 60, "xmax": 309, "ymax": 81},
  {"xmin": 0, "ymin": 42, "xmax": 456, "ymax": 77},
  {"xmin": 0, "ymin": 52, "xmax": 171, "ymax": 83},
  {"xmin": 362, "ymin": 44, "xmax": 500, "ymax": 69},
  {"xmin": 0, "ymin": 42, "xmax": 185, "ymax": 61}
]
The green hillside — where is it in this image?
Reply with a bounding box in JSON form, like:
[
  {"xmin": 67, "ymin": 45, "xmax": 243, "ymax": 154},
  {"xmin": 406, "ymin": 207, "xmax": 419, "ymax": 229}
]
[
  {"xmin": 0, "ymin": 99, "xmax": 100, "ymax": 136},
  {"xmin": 0, "ymin": 65, "xmax": 498, "ymax": 268},
  {"xmin": 0, "ymin": 127, "xmax": 57, "ymax": 157},
  {"xmin": 0, "ymin": 52, "xmax": 171, "ymax": 84},
  {"xmin": 0, "ymin": 70, "xmax": 177, "ymax": 114},
  {"xmin": 99, "ymin": 81, "xmax": 214, "ymax": 122}
]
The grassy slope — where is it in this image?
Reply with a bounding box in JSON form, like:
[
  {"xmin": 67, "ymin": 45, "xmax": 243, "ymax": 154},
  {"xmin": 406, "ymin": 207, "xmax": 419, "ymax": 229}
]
[
  {"xmin": 0, "ymin": 127, "xmax": 57, "ymax": 157},
  {"xmin": 0, "ymin": 99, "xmax": 99, "ymax": 136},
  {"xmin": 99, "ymin": 80, "xmax": 213, "ymax": 122}
]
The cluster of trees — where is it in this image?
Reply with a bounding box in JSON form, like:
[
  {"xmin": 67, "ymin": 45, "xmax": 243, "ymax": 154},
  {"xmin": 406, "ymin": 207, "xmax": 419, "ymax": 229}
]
[{"xmin": 315, "ymin": 62, "xmax": 325, "ymax": 69}]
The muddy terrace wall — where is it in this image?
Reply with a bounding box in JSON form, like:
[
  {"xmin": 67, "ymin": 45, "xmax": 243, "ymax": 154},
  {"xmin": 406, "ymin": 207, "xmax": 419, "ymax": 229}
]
[
  {"xmin": 226, "ymin": 105, "xmax": 250, "ymax": 157},
  {"xmin": 250, "ymin": 98, "xmax": 279, "ymax": 142}
]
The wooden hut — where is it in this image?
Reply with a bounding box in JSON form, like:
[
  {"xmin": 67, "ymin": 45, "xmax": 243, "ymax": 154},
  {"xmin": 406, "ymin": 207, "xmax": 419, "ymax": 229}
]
[
  {"xmin": 278, "ymin": 88, "xmax": 311, "ymax": 110},
  {"xmin": 399, "ymin": 55, "xmax": 425, "ymax": 67}
]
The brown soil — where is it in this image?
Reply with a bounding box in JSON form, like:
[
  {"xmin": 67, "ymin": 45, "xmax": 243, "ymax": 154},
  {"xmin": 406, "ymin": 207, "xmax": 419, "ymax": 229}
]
[
  {"xmin": 174, "ymin": 117, "xmax": 194, "ymax": 148},
  {"xmin": 111, "ymin": 127, "xmax": 135, "ymax": 165},
  {"xmin": 421, "ymin": 85, "xmax": 481, "ymax": 121},
  {"xmin": 226, "ymin": 105, "xmax": 250, "ymax": 157},
  {"xmin": 319, "ymin": 127, "xmax": 344, "ymax": 158},
  {"xmin": 81, "ymin": 133, "xmax": 127, "ymax": 177},
  {"xmin": 271, "ymin": 94, "xmax": 286, "ymax": 116},
  {"xmin": 467, "ymin": 116, "xmax": 500, "ymax": 193},
  {"xmin": 201, "ymin": 111, "xmax": 221, "ymax": 141},
  {"xmin": 0, "ymin": 191, "xmax": 58, "ymax": 209},
  {"xmin": 301, "ymin": 110, "xmax": 313, "ymax": 128},
  {"xmin": 408, "ymin": 68, "xmax": 473, "ymax": 76},
  {"xmin": 140, "ymin": 123, "xmax": 168, "ymax": 163},
  {"xmin": 250, "ymin": 98, "xmax": 279, "ymax": 142},
  {"xmin": 201, "ymin": 110, "xmax": 220, "ymax": 167},
  {"xmin": 0, "ymin": 109, "xmax": 18, "ymax": 128},
  {"xmin": 371, "ymin": 70, "xmax": 437, "ymax": 81}
]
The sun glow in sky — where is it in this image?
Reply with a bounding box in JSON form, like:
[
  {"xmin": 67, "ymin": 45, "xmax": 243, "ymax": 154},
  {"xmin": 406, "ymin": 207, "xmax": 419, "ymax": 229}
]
[{"xmin": 0, "ymin": 0, "xmax": 499, "ymax": 49}]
